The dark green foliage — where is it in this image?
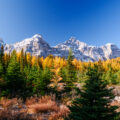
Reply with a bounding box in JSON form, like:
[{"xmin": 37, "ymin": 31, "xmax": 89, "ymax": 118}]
[
  {"xmin": 0, "ymin": 45, "xmax": 4, "ymax": 61},
  {"xmin": 0, "ymin": 60, "xmax": 3, "ymax": 76},
  {"xmin": 0, "ymin": 45, "xmax": 5, "ymax": 73},
  {"xmin": 0, "ymin": 89, "xmax": 9, "ymax": 97},
  {"xmin": 32, "ymin": 67, "xmax": 52, "ymax": 95},
  {"xmin": 24, "ymin": 65, "xmax": 52, "ymax": 96},
  {"xmin": 24, "ymin": 65, "xmax": 34, "ymax": 96},
  {"xmin": 0, "ymin": 49, "xmax": 53, "ymax": 98},
  {"xmin": 0, "ymin": 48, "xmax": 120, "ymax": 120},
  {"xmin": 114, "ymin": 70, "xmax": 120, "ymax": 84},
  {"xmin": 19, "ymin": 48, "xmax": 25, "ymax": 72},
  {"xmin": 0, "ymin": 60, "xmax": 4, "ymax": 87},
  {"xmin": 0, "ymin": 46, "xmax": 6, "ymax": 96},
  {"xmin": 64, "ymin": 49, "xmax": 77, "ymax": 92},
  {"xmin": 76, "ymin": 71, "xmax": 88, "ymax": 83},
  {"xmin": 66, "ymin": 65, "xmax": 119, "ymax": 120},
  {"xmin": 104, "ymin": 64, "xmax": 118, "ymax": 84},
  {"xmin": 6, "ymin": 50, "xmax": 25, "ymax": 97}
]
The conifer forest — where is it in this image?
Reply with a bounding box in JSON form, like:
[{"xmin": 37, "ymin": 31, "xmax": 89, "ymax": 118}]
[{"xmin": 0, "ymin": 46, "xmax": 120, "ymax": 119}]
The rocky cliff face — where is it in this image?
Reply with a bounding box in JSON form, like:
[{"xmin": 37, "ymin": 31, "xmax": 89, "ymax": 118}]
[
  {"xmin": 4, "ymin": 34, "xmax": 52, "ymax": 57},
  {"xmin": 1, "ymin": 34, "xmax": 120, "ymax": 61},
  {"xmin": 52, "ymin": 37, "xmax": 120, "ymax": 61}
]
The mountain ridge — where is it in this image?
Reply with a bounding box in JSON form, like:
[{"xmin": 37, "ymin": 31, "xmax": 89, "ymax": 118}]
[{"xmin": 1, "ymin": 34, "xmax": 120, "ymax": 62}]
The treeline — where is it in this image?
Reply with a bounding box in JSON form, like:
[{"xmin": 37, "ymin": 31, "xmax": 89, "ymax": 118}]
[
  {"xmin": 1, "ymin": 47, "xmax": 120, "ymax": 119},
  {"xmin": 0, "ymin": 47, "xmax": 120, "ymax": 98}
]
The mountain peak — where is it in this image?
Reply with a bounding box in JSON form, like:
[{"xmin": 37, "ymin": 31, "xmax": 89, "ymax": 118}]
[
  {"xmin": 65, "ymin": 37, "xmax": 79, "ymax": 43},
  {"xmin": 105, "ymin": 43, "xmax": 115, "ymax": 46},
  {"xmin": 63, "ymin": 37, "xmax": 87, "ymax": 48},
  {"xmin": 16, "ymin": 34, "xmax": 44, "ymax": 45},
  {"xmin": 103, "ymin": 43, "xmax": 118, "ymax": 49},
  {"xmin": 32, "ymin": 34, "xmax": 42, "ymax": 39},
  {"xmin": 68, "ymin": 37, "xmax": 77, "ymax": 42},
  {"xmin": 3, "ymin": 34, "xmax": 120, "ymax": 61},
  {"xmin": 4, "ymin": 34, "xmax": 51, "ymax": 56}
]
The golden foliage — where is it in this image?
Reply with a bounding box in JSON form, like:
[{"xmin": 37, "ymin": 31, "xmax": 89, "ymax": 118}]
[
  {"xmin": 49, "ymin": 67, "xmax": 64, "ymax": 91},
  {"xmin": 4, "ymin": 50, "xmax": 120, "ymax": 72}
]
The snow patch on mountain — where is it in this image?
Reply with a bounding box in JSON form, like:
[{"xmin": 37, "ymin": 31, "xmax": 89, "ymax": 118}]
[
  {"xmin": 4, "ymin": 34, "xmax": 51, "ymax": 56},
  {"xmin": 2, "ymin": 34, "xmax": 120, "ymax": 61}
]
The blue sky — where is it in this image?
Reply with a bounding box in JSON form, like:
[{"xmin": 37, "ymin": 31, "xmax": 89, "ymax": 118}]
[{"xmin": 0, "ymin": 0, "xmax": 120, "ymax": 46}]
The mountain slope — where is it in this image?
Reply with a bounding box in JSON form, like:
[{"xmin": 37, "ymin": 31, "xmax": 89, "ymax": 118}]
[
  {"xmin": 53, "ymin": 37, "xmax": 120, "ymax": 61},
  {"xmin": 3, "ymin": 34, "xmax": 120, "ymax": 61},
  {"xmin": 4, "ymin": 34, "xmax": 52, "ymax": 56}
]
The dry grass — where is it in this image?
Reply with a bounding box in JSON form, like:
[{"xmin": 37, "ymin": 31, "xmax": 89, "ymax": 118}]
[
  {"xmin": 0, "ymin": 96, "xmax": 69, "ymax": 120},
  {"xmin": 26, "ymin": 95, "xmax": 69, "ymax": 119},
  {"xmin": 0, "ymin": 98, "xmax": 32, "ymax": 120},
  {"xmin": 0, "ymin": 97, "xmax": 18, "ymax": 109},
  {"xmin": 38, "ymin": 95, "xmax": 56, "ymax": 103},
  {"xmin": 27, "ymin": 95, "xmax": 59, "ymax": 114},
  {"xmin": 27, "ymin": 101, "xmax": 58, "ymax": 113},
  {"xmin": 1, "ymin": 93, "xmax": 120, "ymax": 120},
  {"xmin": 25, "ymin": 97, "xmax": 38, "ymax": 106},
  {"xmin": 49, "ymin": 105, "xmax": 70, "ymax": 120},
  {"xmin": 0, "ymin": 109, "xmax": 35, "ymax": 120}
]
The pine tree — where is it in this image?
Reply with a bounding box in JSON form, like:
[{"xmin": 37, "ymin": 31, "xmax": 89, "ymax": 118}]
[
  {"xmin": 0, "ymin": 60, "xmax": 5, "ymax": 91},
  {"xmin": 0, "ymin": 60, "xmax": 3, "ymax": 76},
  {"xmin": 19, "ymin": 48, "xmax": 25, "ymax": 72},
  {"xmin": 25, "ymin": 65, "xmax": 40, "ymax": 95},
  {"xmin": 24, "ymin": 65, "xmax": 33, "ymax": 95},
  {"xmin": 0, "ymin": 46, "xmax": 6, "ymax": 95},
  {"xmin": 104, "ymin": 64, "xmax": 118, "ymax": 84},
  {"xmin": 0, "ymin": 45, "xmax": 4, "ymax": 61},
  {"xmin": 4, "ymin": 53, "xmax": 10, "ymax": 69},
  {"xmin": 6, "ymin": 50, "xmax": 25, "ymax": 96},
  {"xmin": 64, "ymin": 48, "xmax": 76, "ymax": 92},
  {"xmin": 25, "ymin": 63, "xmax": 52, "ymax": 96},
  {"xmin": 32, "ymin": 67, "xmax": 52, "ymax": 95},
  {"xmin": 66, "ymin": 65, "xmax": 119, "ymax": 120},
  {"xmin": 0, "ymin": 45, "xmax": 5, "ymax": 73}
]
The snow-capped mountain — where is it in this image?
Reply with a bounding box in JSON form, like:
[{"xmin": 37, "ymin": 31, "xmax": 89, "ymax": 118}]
[
  {"xmin": 2, "ymin": 34, "xmax": 120, "ymax": 61},
  {"xmin": 52, "ymin": 37, "xmax": 120, "ymax": 61},
  {"xmin": 4, "ymin": 34, "xmax": 52, "ymax": 57}
]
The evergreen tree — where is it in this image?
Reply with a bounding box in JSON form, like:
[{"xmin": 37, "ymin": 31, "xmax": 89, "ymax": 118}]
[
  {"xmin": 64, "ymin": 49, "xmax": 76, "ymax": 92},
  {"xmin": 24, "ymin": 52, "xmax": 28, "ymax": 66},
  {"xmin": 0, "ymin": 60, "xmax": 3, "ymax": 76},
  {"xmin": 76, "ymin": 70, "xmax": 88, "ymax": 83},
  {"xmin": 32, "ymin": 67, "xmax": 52, "ymax": 95},
  {"xmin": 114, "ymin": 70, "xmax": 120, "ymax": 84},
  {"xmin": 19, "ymin": 48, "xmax": 25, "ymax": 72},
  {"xmin": 0, "ymin": 45, "xmax": 4, "ymax": 61},
  {"xmin": 104, "ymin": 64, "xmax": 118, "ymax": 84},
  {"xmin": 25, "ymin": 64, "xmax": 52, "ymax": 96},
  {"xmin": 6, "ymin": 50, "xmax": 25, "ymax": 96},
  {"xmin": 24, "ymin": 65, "xmax": 33, "ymax": 96},
  {"xmin": 0, "ymin": 46, "xmax": 6, "ymax": 96},
  {"xmin": 0, "ymin": 45, "xmax": 5, "ymax": 73},
  {"xmin": 25, "ymin": 65, "xmax": 40, "ymax": 95},
  {"xmin": 4, "ymin": 53, "xmax": 10, "ymax": 69},
  {"xmin": 66, "ymin": 65, "xmax": 119, "ymax": 120},
  {"xmin": 0, "ymin": 60, "xmax": 5, "ymax": 93}
]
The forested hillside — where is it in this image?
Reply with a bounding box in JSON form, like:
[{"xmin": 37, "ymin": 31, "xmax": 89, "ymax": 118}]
[{"xmin": 0, "ymin": 46, "xmax": 120, "ymax": 119}]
